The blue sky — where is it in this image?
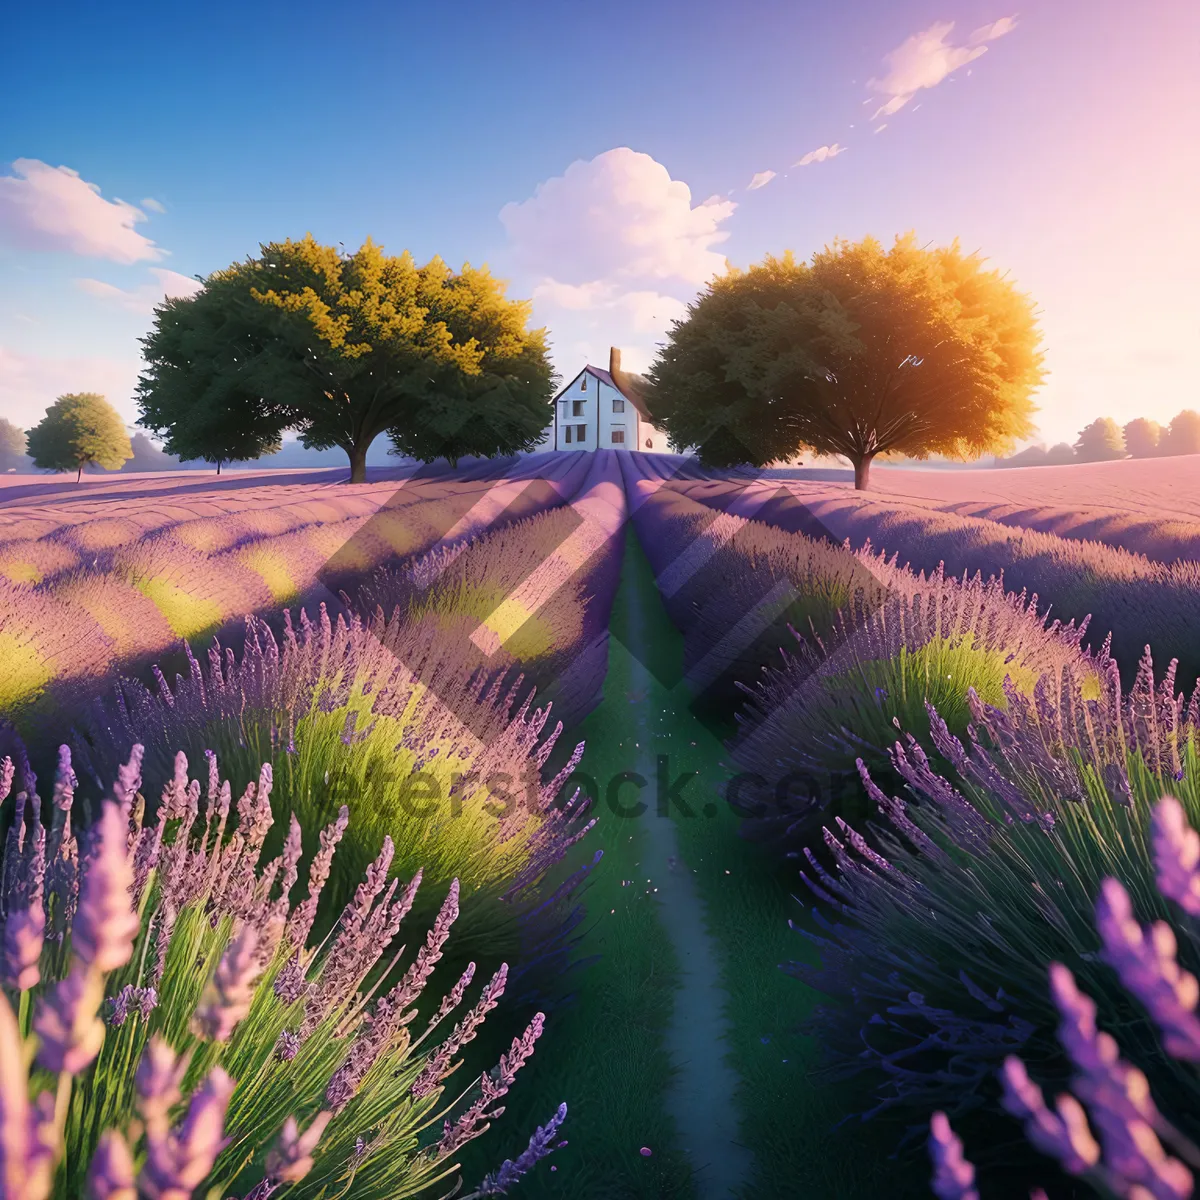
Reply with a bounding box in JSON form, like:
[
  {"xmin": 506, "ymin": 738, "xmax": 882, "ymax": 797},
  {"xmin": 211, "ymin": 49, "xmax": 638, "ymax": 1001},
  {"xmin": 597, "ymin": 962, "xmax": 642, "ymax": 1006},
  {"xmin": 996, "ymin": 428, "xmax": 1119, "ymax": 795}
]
[{"xmin": 2, "ymin": 0, "xmax": 1197, "ymax": 448}]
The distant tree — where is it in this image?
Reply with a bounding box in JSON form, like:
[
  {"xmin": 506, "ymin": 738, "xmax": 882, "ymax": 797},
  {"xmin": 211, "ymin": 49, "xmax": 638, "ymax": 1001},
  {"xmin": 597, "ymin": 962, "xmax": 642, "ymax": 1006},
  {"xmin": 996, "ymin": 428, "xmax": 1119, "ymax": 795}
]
[
  {"xmin": 1044, "ymin": 441, "xmax": 1077, "ymax": 465},
  {"xmin": 647, "ymin": 234, "xmax": 1044, "ymax": 489},
  {"xmin": 0, "ymin": 418, "xmax": 25, "ymax": 469},
  {"xmin": 1162, "ymin": 409, "xmax": 1200, "ymax": 457},
  {"xmin": 138, "ymin": 236, "xmax": 555, "ymax": 481},
  {"xmin": 26, "ymin": 394, "xmax": 132, "ymax": 482},
  {"xmin": 1074, "ymin": 418, "xmax": 1126, "ymax": 462},
  {"xmin": 1122, "ymin": 417, "xmax": 1162, "ymax": 458},
  {"xmin": 999, "ymin": 443, "xmax": 1048, "ymax": 468},
  {"xmin": 120, "ymin": 433, "xmax": 182, "ymax": 473}
]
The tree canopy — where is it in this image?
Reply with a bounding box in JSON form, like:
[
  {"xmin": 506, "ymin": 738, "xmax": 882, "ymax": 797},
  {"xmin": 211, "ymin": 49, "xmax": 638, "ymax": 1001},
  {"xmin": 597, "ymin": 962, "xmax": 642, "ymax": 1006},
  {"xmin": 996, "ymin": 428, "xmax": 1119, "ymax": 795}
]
[
  {"xmin": 1164, "ymin": 409, "xmax": 1200, "ymax": 457},
  {"xmin": 25, "ymin": 394, "xmax": 132, "ymax": 481},
  {"xmin": 1122, "ymin": 417, "xmax": 1162, "ymax": 458},
  {"xmin": 0, "ymin": 419, "xmax": 25, "ymax": 469},
  {"xmin": 646, "ymin": 234, "xmax": 1044, "ymax": 488},
  {"xmin": 1074, "ymin": 417, "xmax": 1126, "ymax": 462},
  {"xmin": 137, "ymin": 236, "xmax": 556, "ymax": 481}
]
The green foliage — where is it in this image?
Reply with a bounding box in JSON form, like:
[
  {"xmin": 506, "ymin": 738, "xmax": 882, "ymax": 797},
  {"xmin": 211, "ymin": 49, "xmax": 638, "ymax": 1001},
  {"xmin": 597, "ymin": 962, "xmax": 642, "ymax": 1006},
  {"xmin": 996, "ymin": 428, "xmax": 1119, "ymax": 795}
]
[
  {"xmin": 0, "ymin": 417, "xmax": 26, "ymax": 467},
  {"xmin": 25, "ymin": 394, "xmax": 133, "ymax": 481},
  {"xmin": 647, "ymin": 234, "xmax": 1044, "ymax": 487},
  {"xmin": 1123, "ymin": 416, "xmax": 1162, "ymax": 458},
  {"xmin": 1164, "ymin": 409, "xmax": 1200, "ymax": 456},
  {"xmin": 1074, "ymin": 416, "xmax": 1126, "ymax": 462},
  {"xmin": 137, "ymin": 237, "xmax": 556, "ymax": 481}
]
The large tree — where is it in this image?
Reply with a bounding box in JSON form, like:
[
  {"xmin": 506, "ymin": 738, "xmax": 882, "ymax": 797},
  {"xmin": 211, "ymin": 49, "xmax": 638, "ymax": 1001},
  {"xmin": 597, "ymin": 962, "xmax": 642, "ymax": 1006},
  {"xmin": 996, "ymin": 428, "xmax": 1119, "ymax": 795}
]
[
  {"xmin": 1162, "ymin": 409, "xmax": 1200, "ymax": 457},
  {"xmin": 26, "ymin": 394, "xmax": 132, "ymax": 481},
  {"xmin": 1122, "ymin": 417, "xmax": 1162, "ymax": 458},
  {"xmin": 0, "ymin": 419, "xmax": 25, "ymax": 470},
  {"xmin": 137, "ymin": 237, "xmax": 555, "ymax": 482},
  {"xmin": 647, "ymin": 234, "xmax": 1044, "ymax": 488},
  {"xmin": 1074, "ymin": 417, "xmax": 1126, "ymax": 462}
]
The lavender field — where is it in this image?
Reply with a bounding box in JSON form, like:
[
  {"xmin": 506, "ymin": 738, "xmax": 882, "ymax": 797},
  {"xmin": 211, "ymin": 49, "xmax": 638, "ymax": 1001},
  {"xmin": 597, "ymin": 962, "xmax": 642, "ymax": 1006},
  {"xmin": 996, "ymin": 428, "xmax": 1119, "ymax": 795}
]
[{"xmin": 2, "ymin": 449, "xmax": 1200, "ymax": 1200}]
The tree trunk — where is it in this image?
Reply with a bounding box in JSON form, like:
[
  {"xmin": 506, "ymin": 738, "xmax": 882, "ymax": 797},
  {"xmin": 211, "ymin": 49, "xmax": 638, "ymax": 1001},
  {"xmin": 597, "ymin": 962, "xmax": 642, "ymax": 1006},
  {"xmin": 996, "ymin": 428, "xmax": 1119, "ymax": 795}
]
[
  {"xmin": 347, "ymin": 442, "xmax": 368, "ymax": 483},
  {"xmin": 76, "ymin": 463, "xmax": 83, "ymax": 483},
  {"xmin": 216, "ymin": 460, "xmax": 222, "ymax": 476},
  {"xmin": 852, "ymin": 454, "xmax": 874, "ymax": 491}
]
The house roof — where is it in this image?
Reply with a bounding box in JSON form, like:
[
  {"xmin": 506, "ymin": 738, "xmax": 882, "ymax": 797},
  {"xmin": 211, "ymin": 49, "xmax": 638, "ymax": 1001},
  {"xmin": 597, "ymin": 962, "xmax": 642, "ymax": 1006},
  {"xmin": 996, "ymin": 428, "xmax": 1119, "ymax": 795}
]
[{"xmin": 554, "ymin": 364, "xmax": 654, "ymax": 420}]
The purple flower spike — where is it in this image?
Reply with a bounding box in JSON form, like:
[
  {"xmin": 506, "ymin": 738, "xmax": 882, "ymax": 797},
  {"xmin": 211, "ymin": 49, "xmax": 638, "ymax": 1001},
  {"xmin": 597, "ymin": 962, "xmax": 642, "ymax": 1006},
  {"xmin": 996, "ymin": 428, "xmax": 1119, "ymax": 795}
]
[
  {"xmin": 476, "ymin": 1102, "xmax": 568, "ymax": 1195},
  {"xmin": 139, "ymin": 1066, "xmax": 234, "ymax": 1200},
  {"xmin": 3, "ymin": 899, "xmax": 45, "ymax": 991},
  {"xmin": 1096, "ymin": 877, "xmax": 1200, "ymax": 1062},
  {"xmin": 34, "ymin": 961, "xmax": 106, "ymax": 1075},
  {"xmin": 88, "ymin": 1129, "xmax": 136, "ymax": 1200},
  {"xmin": 1152, "ymin": 797, "xmax": 1200, "ymax": 917},
  {"xmin": 264, "ymin": 1111, "xmax": 333, "ymax": 1184},
  {"xmin": 72, "ymin": 801, "xmax": 139, "ymax": 974},
  {"xmin": 0, "ymin": 988, "xmax": 53, "ymax": 1200},
  {"xmin": 136, "ymin": 1037, "xmax": 189, "ymax": 1135},
  {"xmin": 192, "ymin": 924, "xmax": 262, "ymax": 1042},
  {"xmin": 999, "ymin": 1055, "xmax": 1100, "ymax": 1175},
  {"xmin": 927, "ymin": 1111, "xmax": 979, "ymax": 1200}
]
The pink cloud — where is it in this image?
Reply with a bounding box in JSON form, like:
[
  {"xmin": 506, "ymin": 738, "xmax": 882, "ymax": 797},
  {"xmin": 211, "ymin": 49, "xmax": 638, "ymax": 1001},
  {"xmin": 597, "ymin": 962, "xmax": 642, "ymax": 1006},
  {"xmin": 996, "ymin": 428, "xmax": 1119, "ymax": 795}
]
[
  {"xmin": 75, "ymin": 268, "xmax": 203, "ymax": 314},
  {"xmin": 747, "ymin": 170, "xmax": 777, "ymax": 191},
  {"xmin": 795, "ymin": 143, "xmax": 847, "ymax": 167},
  {"xmin": 0, "ymin": 159, "xmax": 164, "ymax": 263},
  {"xmin": 867, "ymin": 18, "xmax": 1015, "ymax": 120}
]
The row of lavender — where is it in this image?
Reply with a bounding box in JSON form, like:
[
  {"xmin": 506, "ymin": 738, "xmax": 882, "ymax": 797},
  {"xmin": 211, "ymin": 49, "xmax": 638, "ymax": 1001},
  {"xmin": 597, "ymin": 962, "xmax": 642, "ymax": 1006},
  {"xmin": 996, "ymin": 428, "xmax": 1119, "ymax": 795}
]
[
  {"xmin": 0, "ymin": 453, "xmax": 595, "ymax": 726},
  {"xmin": 677, "ymin": 476, "xmax": 1200, "ymax": 692},
  {"xmin": 0, "ymin": 455, "xmax": 629, "ymax": 1196},
  {"xmin": 624, "ymin": 455, "xmax": 1200, "ymax": 1195}
]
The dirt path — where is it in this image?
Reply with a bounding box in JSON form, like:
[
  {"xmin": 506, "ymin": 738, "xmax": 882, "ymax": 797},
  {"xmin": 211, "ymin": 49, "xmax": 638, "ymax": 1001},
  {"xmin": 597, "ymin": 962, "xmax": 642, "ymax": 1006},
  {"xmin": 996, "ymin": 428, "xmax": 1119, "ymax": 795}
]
[{"xmin": 621, "ymin": 541, "xmax": 755, "ymax": 1199}]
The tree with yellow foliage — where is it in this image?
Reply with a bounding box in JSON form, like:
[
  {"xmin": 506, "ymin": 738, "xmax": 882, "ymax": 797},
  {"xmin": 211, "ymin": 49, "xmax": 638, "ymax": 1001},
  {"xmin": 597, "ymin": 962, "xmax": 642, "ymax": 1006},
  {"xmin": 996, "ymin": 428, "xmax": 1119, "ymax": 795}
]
[{"xmin": 648, "ymin": 234, "xmax": 1045, "ymax": 488}]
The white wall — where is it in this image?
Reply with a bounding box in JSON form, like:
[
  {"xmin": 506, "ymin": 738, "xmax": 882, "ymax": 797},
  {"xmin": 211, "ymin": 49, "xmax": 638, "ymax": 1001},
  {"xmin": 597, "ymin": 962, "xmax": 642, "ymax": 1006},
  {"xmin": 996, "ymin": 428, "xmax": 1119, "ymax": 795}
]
[{"xmin": 536, "ymin": 370, "xmax": 668, "ymax": 452}]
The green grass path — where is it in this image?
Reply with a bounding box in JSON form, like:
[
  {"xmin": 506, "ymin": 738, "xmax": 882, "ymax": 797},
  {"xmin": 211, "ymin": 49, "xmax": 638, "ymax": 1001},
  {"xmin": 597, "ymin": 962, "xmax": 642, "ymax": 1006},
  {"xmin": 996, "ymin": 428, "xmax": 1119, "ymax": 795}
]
[{"xmin": 460, "ymin": 529, "xmax": 926, "ymax": 1198}]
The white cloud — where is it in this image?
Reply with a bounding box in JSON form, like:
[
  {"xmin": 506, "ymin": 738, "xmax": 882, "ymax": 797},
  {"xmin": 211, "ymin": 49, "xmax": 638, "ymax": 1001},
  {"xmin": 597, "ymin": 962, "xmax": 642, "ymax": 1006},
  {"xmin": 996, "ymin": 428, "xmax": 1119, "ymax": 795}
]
[
  {"xmin": 0, "ymin": 345, "xmax": 141, "ymax": 429},
  {"xmin": 0, "ymin": 159, "xmax": 164, "ymax": 263},
  {"xmin": 795, "ymin": 143, "xmax": 846, "ymax": 167},
  {"xmin": 141, "ymin": 197, "xmax": 167, "ymax": 213},
  {"xmin": 874, "ymin": 123, "xmax": 889, "ymax": 133},
  {"xmin": 867, "ymin": 18, "xmax": 1015, "ymax": 121},
  {"xmin": 500, "ymin": 147, "xmax": 735, "ymax": 288},
  {"xmin": 747, "ymin": 170, "xmax": 777, "ymax": 191},
  {"xmin": 501, "ymin": 148, "xmax": 734, "ymax": 383},
  {"xmin": 970, "ymin": 15, "xmax": 1019, "ymax": 45},
  {"xmin": 75, "ymin": 267, "xmax": 202, "ymax": 314}
]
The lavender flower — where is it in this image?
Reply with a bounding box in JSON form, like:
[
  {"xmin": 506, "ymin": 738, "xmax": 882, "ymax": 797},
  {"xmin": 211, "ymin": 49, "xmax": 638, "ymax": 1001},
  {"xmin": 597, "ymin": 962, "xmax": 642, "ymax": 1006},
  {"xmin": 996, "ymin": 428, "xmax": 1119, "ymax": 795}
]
[
  {"xmin": 1152, "ymin": 796, "xmax": 1200, "ymax": 917},
  {"xmin": 264, "ymin": 1111, "xmax": 333, "ymax": 1183},
  {"xmin": 475, "ymin": 1103, "xmax": 568, "ymax": 1196},
  {"xmin": 139, "ymin": 1066, "xmax": 235, "ymax": 1200},
  {"xmin": 136, "ymin": 1037, "xmax": 189, "ymax": 1135},
  {"xmin": 285, "ymin": 806, "xmax": 349, "ymax": 950},
  {"xmin": 34, "ymin": 961, "xmax": 107, "ymax": 1074},
  {"xmin": 0, "ymin": 989, "xmax": 52, "ymax": 1200},
  {"xmin": 3, "ymin": 899, "xmax": 45, "ymax": 991},
  {"xmin": 275, "ymin": 1029, "xmax": 300, "ymax": 1062},
  {"xmin": 927, "ymin": 1112, "xmax": 979, "ymax": 1200},
  {"xmin": 1095, "ymin": 876, "xmax": 1200, "ymax": 1061},
  {"xmin": 87, "ymin": 1129, "xmax": 136, "ymax": 1200},
  {"xmin": 436, "ymin": 1013, "xmax": 545, "ymax": 1158},
  {"xmin": 71, "ymin": 801, "xmax": 139, "ymax": 974},
  {"xmin": 999, "ymin": 1055, "xmax": 1100, "ymax": 1176},
  {"xmin": 192, "ymin": 924, "xmax": 262, "ymax": 1042},
  {"xmin": 412, "ymin": 963, "xmax": 507, "ymax": 1099}
]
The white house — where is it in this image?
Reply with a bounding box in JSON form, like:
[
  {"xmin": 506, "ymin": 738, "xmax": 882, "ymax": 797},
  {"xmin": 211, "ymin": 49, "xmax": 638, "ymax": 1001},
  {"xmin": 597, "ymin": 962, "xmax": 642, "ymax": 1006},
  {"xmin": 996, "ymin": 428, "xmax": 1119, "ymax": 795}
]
[{"xmin": 535, "ymin": 347, "xmax": 669, "ymax": 453}]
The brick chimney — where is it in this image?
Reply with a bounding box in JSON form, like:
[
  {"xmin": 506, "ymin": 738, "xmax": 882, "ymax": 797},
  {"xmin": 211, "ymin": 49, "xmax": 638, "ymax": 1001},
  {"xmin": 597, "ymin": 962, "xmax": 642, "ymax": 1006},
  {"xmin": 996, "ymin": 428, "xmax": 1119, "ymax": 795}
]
[{"xmin": 609, "ymin": 346, "xmax": 621, "ymax": 378}]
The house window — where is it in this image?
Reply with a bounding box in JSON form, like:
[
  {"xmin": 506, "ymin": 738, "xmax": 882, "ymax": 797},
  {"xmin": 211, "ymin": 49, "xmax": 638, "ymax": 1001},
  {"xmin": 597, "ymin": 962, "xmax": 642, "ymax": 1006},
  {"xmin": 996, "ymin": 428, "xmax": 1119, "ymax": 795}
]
[
  {"xmin": 645, "ymin": 438, "xmax": 653, "ymax": 449},
  {"xmin": 575, "ymin": 424, "xmax": 587, "ymax": 441},
  {"xmin": 572, "ymin": 399, "xmax": 584, "ymax": 416},
  {"xmin": 611, "ymin": 428, "xmax": 625, "ymax": 445},
  {"xmin": 564, "ymin": 425, "xmax": 572, "ymax": 444},
  {"xmin": 612, "ymin": 397, "xmax": 625, "ymax": 413},
  {"xmin": 580, "ymin": 375, "xmax": 587, "ymax": 391}
]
